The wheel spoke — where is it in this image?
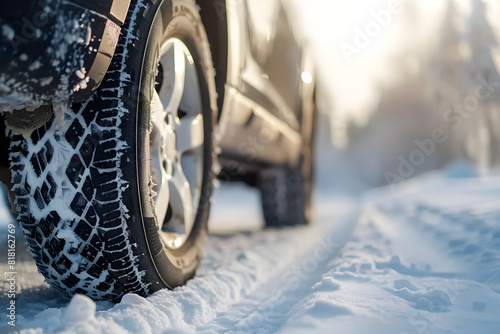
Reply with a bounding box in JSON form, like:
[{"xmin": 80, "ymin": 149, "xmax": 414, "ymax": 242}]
[
  {"xmin": 151, "ymin": 90, "xmax": 167, "ymax": 133},
  {"xmin": 176, "ymin": 114, "xmax": 204, "ymax": 153},
  {"xmin": 154, "ymin": 167, "xmax": 170, "ymax": 224},
  {"xmin": 160, "ymin": 42, "xmax": 186, "ymax": 118},
  {"xmin": 166, "ymin": 161, "xmax": 194, "ymax": 235}
]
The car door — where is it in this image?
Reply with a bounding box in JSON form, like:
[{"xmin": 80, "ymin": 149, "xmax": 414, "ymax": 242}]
[
  {"xmin": 244, "ymin": 0, "xmax": 303, "ymax": 122},
  {"xmin": 218, "ymin": 0, "xmax": 305, "ymax": 167}
]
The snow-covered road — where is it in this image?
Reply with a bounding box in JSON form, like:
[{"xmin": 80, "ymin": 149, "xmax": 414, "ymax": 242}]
[{"xmin": 1, "ymin": 165, "xmax": 500, "ymax": 333}]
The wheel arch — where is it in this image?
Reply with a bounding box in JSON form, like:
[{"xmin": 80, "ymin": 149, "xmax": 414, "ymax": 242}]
[{"xmin": 196, "ymin": 0, "xmax": 228, "ymax": 120}]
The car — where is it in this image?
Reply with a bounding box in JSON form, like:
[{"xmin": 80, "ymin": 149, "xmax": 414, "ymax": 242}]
[{"xmin": 0, "ymin": 0, "xmax": 316, "ymax": 300}]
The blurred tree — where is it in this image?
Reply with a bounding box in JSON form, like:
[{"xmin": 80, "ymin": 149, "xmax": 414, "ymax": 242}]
[
  {"xmin": 430, "ymin": 0, "xmax": 467, "ymax": 109},
  {"xmin": 464, "ymin": 0, "xmax": 500, "ymax": 168}
]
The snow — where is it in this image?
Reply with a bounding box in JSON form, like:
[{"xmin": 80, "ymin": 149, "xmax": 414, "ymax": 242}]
[
  {"xmin": 1, "ymin": 167, "xmax": 500, "ymax": 333},
  {"xmin": 1, "ymin": 24, "xmax": 14, "ymax": 41}
]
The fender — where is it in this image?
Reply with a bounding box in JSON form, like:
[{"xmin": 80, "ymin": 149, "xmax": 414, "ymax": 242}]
[{"xmin": 0, "ymin": 0, "xmax": 130, "ymax": 111}]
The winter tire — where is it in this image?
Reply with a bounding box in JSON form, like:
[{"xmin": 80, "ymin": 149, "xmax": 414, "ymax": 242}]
[
  {"xmin": 258, "ymin": 86, "xmax": 316, "ymax": 228},
  {"xmin": 9, "ymin": 0, "xmax": 217, "ymax": 300}
]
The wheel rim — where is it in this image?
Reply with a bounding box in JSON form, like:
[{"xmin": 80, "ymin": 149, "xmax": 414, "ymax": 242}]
[{"xmin": 149, "ymin": 38, "xmax": 204, "ymax": 250}]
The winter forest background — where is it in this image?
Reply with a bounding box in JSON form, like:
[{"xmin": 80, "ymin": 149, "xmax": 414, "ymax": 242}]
[{"xmin": 295, "ymin": 0, "xmax": 500, "ymax": 193}]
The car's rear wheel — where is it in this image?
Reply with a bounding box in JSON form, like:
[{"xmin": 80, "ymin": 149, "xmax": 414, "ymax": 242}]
[
  {"xmin": 258, "ymin": 83, "xmax": 316, "ymax": 228},
  {"xmin": 9, "ymin": 0, "xmax": 217, "ymax": 300}
]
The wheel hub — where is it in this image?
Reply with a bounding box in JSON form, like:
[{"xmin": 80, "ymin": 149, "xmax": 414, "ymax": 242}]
[{"xmin": 149, "ymin": 38, "xmax": 204, "ymax": 250}]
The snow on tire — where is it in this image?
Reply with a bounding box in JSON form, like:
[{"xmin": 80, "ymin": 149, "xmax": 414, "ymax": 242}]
[
  {"xmin": 10, "ymin": 106, "xmax": 146, "ymax": 299},
  {"xmin": 9, "ymin": 0, "xmax": 217, "ymax": 300}
]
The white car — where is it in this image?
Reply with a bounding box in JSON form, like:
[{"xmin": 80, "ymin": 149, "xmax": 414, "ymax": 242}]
[{"xmin": 0, "ymin": 0, "xmax": 316, "ymax": 300}]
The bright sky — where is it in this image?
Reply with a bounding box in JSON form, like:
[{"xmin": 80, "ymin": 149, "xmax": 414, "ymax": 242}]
[{"xmin": 291, "ymin": 0, "xmax": 449, "ymax": 146}]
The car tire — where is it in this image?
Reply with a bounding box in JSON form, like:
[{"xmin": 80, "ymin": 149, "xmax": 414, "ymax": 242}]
[
  {"xmin": 9, "ymin": 0, "xmax": 217, "ymax": 300},
  {"xmin": 258, "ymin": 86, "xmax": 316, "ymax": 228}
]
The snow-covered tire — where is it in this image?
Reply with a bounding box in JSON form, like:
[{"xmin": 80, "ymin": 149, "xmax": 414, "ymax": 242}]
[
  {"xmin": 258, "ymin": 90, "xmax": 316, "ymax": 228},
  {"xmin": 9, "ymin": 0, "xmax": 217, "ymax": 300}
]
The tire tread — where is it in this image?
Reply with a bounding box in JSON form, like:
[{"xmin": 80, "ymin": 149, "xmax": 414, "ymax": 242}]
[{"xmin": 9, "ymin": 0, "xmax": 151, "ymax": 300}]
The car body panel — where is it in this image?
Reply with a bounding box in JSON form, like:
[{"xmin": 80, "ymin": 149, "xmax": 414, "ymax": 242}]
[
  {"xmin": 217, "ymin": 0, "xmax": 313, "ymax": 168},
  {"xmin": 0, "ymin": 0, "xmax": 129, "ymax": 111},
  {"xmin": 0, "ymin": 0, "xmax": 313, "ymax": 169}
]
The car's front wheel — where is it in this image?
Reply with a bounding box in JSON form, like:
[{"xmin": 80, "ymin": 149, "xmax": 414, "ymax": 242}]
[{"xmin": 9, "ymin": 0, "xmax": 217, "ymax": 300}]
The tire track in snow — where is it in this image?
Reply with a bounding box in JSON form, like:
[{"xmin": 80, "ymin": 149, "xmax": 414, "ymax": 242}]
[{"xmin": 196, "ymin": 201, "xmax": 359, "ymax": 333}]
